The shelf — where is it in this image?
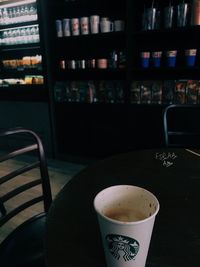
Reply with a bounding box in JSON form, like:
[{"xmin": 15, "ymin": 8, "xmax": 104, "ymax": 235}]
[
  {"xmin": 56, "ymin": 32, "xmax": 126, "ymax": 55},
  {"xmin": 0, "ymin": 20, "xmax": 38, "ymax": 30},
  {"xmin": 56, "ymin": 31, "xmax": 125, "ymax": 45},
  {"xmin": 58, "ymin": 31, "xmax": 125, "ymax": 40},
  {"xmin": 56, "ymin": 33, "xmax": 125, "ymax": 61},
  {"xmin": 0, "ymin": 83, "xmax": 43, "ymax": 88},
  {"xmin": 133, "ymin": 26, "xmax": 200, "ymax": 50},
  {"xmin": 1, "ymin": 43, "xmax": 40, "ymax": 52},
  {"xmin": 54, "ymin": 102, "xmax": 167, "ymax": 108},
  {"xmin": 55, "ymin": 69, "xmax": 126, "ymax": 80},
  {"xmin": 134, "ymin": 25, "xmax": 200, "ymax": 36},
  {"xmin": 0, "ymin": 84, "xmax": 48, "ymax": 102},
  {"xmin": 131, "ymin": 67, "xmax": 200, "ymax": 80},
  {"xmin": 0, "ymin": 68, "xmax": 43, "ymax": 78}
]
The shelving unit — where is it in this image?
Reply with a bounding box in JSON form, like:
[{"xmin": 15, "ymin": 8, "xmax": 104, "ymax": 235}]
[
  {"xmin": 45, "ymin": 0, "xmax": 200, "ymax": 159},
  {"xmin": 128, "ymin": 2, "xmax": 200, "ymax": 118},
  {"xmin": 131, "ymin": 1, "xmax": 200, "ymax": 75},
  {"xmin": 132, "ymin": 28, "xmax": 200, "ymax": 73},
  {"xmin": 46, "ymin": 0, "xmax": 156, "ymax": 159}
]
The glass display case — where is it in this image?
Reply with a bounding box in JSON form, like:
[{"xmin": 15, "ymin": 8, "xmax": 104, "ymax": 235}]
[
  {"xmin": 0, "ymin": 0, "xmax": 47, "ymax": 101},
  {"xmin": 0, "ymin": 0, "xmax": 53, "ymax": 157}
]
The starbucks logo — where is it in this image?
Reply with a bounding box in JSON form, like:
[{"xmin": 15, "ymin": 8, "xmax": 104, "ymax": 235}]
[{"xmin": 106, "ymin": 234, "xmax": 140, "ymax": 261}]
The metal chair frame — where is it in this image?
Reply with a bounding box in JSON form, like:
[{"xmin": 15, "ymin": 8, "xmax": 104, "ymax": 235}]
[
  {"xmin": 0, "ymin": 127, "xmax": 52, "ymax": 267},
  {"xmin": 163, "ymin": 104, "xmax": 200, "ymax": 148}
]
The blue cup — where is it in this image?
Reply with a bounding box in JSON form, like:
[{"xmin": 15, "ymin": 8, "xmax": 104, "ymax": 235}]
[
  {"xmin": 185, "ymin": 49, "xmax": 197, "ymax": 67},
  {"xmin": 152, "ymin": 51, "xmax": 162, "ymax": 67},
  {"xmin": 141, "ymin": 52, "xmax": 150, "ymax": 68},
  {"xmin": 166, "ymin": 50, "xmax": 177, "ymax": 67}
]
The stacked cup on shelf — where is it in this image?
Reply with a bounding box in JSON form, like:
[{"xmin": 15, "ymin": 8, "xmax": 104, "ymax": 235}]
[
  {"xmin": 142, "ymin": 0, "xmax": 200, "ymax": 31},
  {"xmin": 140, "ymin": 1, "xmax": 200, "ymax": 69},
  {"xmin": 140, "ymin": 48, "xmax": 197, "ymax": 68},
  {"xmin": 59, "ymin": 50, "xmax": 126, "ymax": 70},
  {"xmin": 55, "ymin": 15, "xmax": 125, "ymax": 37}
]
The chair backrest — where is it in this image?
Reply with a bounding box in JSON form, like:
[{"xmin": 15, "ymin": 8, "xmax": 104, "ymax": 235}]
[
  {"xmin": 163, "ymin": 104, "xmax": 200, "ymax": 148},
  {"xmin": 0, "ymin": 127, "xmax": 52, "ymax": 230}
]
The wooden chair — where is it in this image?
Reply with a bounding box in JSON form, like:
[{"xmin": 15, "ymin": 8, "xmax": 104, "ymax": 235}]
[
  {"xmin": 163, "ymin": 104, "xmax": 200, "ymax": 148},
  {"xmin": 0, "ymin": 127, "xmax": 52, "ymax": 267}
]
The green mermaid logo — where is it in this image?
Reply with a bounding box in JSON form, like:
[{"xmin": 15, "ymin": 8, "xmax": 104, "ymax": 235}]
[{"xmin": 106, "ymin": 234, "xmax": 140, "ymax": 261}]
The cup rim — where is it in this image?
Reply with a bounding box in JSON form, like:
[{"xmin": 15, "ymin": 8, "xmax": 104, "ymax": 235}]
[
  {"xmin": 90, "ymin": 15, "xmax": 100, "ymax": 17},
  {"xmin": 166, "ymin": 50, "xmax": 177, "ymax": 53},
  {"xmin": 94, "ymin": 185, "xmax": 160, "ymax": 225},
  {"xmin": 152, "ymin": 51, "xmax": 162, "ymax": 57},
  {"xmin": 185, "ymin": 49, "xmax": 197, "ymax": 55},
  {"xmin": 141, "ymin": 52, "xmax": 150, "ymax": 57}
]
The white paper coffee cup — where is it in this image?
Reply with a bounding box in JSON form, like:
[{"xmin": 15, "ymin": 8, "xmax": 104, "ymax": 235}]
[
  {"xmin": 55, "ymin": 20, "xmax": 63, "ymax": 37},
  {"xmin": 71, "ymin": 18, "xmax": 80, "ymax": 36},
  {"xmin": 62, "ymin": 18, "xmax": 71, "ymax": 36},
  {"xmin": 90, "ymin": 15, "xmax": 100, "ymax": 34},
  {"xmin": 114, "ymin": 20, "xmax": 125, "ymax": 31},
  {"xmin": 100, "ymin": 20, "xmax": 113, "ymax": 33},
  {"xmin": 94, "ymin": 185, "xmax": 160, "ymax": 267},
  {"xmin": 80, "ymin": 17, "xmax": 89, "ymax": 35}
]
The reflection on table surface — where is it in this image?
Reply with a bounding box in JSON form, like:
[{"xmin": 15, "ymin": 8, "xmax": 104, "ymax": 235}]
[{"xmin": 45, "ymin": 148, "xmax": 200, "ymax": 267}]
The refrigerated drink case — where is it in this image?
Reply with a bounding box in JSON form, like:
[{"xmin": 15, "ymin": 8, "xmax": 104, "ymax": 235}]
[{"xmin": 0, "ymin": 0, "xmax": 44, "ymax": 89}]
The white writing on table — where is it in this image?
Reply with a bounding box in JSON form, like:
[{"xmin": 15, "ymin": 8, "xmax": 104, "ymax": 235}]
[{"xmin": 155, "ymin": 152, "xmax": 177, "ymax": 168}]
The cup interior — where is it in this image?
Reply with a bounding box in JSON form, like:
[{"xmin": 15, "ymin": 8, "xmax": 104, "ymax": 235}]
[
  {"xmin": 141, "ymin": 52, "xmax": 150, "ymax": 58},
  {"xmin": 166, "ymin": 50, "xmax": 177, "ymax": 57},
  {"xmin": 94, "ymin": 185, "xmax": 159, "ymax": 223},
  {"xmin": 185, "ymin": 49, "xmax": 197, "ymax": 56}
]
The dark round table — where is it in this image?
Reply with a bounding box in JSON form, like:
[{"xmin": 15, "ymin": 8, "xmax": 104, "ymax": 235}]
[{"xmin": 45, "ymin": 148, "xmax": 200, "ymax": 267}]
